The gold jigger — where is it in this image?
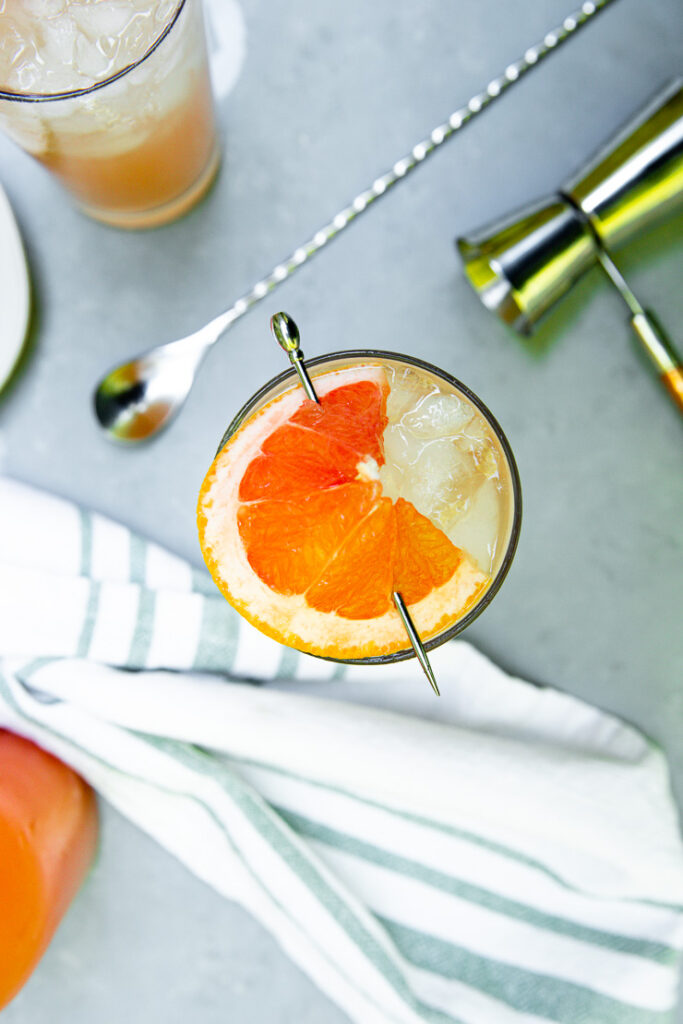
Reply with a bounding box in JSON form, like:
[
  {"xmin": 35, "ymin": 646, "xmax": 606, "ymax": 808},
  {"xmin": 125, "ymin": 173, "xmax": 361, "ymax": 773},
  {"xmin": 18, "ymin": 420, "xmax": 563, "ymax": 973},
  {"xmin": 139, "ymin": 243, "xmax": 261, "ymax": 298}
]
[{"xmin": 457, "ymin": 78, "xmax": 683, "ymax": 415}]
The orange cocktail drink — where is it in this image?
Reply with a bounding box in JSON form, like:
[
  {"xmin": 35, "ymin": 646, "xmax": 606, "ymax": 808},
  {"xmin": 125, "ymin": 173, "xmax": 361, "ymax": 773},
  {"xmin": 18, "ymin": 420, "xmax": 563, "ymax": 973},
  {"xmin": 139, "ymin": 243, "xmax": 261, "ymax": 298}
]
[
  {"xmin": 198, "ymin": 351, "xmax": 521, "ymax": 664},
  {"xmin": 0, "ymin": 0, "xmax": 218, "ymax": 228}
]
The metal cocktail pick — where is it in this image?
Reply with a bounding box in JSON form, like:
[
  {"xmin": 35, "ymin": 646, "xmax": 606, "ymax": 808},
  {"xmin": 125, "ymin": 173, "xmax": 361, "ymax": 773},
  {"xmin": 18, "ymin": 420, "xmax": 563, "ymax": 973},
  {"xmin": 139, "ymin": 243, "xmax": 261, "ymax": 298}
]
[
  {"xmin": 392, "ymin": 593, "xmax": 440, "ymax": 696},
  {"xmin": 270, "ymin": 312, "xmax": 440, "ymax": 696},
  {"xmin": 271, "ymin": 313, "xmax": 320, "ymax": 404}
]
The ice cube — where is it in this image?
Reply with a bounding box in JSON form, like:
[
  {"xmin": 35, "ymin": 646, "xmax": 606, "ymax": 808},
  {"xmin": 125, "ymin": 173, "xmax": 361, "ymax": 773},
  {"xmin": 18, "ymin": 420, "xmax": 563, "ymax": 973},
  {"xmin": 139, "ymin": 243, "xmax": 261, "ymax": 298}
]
[
  {"xmin": 385, "ymin": 366, "xmax": 431, "ymax": 423},
  {"xmin": 22, "ymin": 0, "xmax": 66, "ymax": 18},
  {"xmin": 119, "ymin": 10, "xmax": 158, "ymax": 64},
  {"xmin": 41, "ymin": 14, "xmax": 79, "ymax": 66},
  {"xmin": 456, "ymin": 420, "xmax": 500, "ymax": 480},
  {"xmin": 383, "ymin": 423, "xmax": 421, "ymax": 469},
  {"xmin": 0, "ymin": 19, "xmax": 35, "ymax": 74},
  {"xmin": 7, "ymin": 58, "xmax": 43, "ymax": 92},
  {"xmin": 401, "ymin": 438, "xmax": 477, "ymax": 525},
  {"xmin": 403, "ymin": 392, "xmax": 474, "ymax": 439},
  {"xmin": 378, "ymin": 463, "xmax": 402, "ymax": 503},
  {"xmin": 74, "ymin": 31, "xmax": 110, "ymax": 77},
  {"xmin": 445, "ymin": 478, "xmax": 501, "ymax": 573},
  {"xmin": 153, "ymin": 0, "xmax": 177, "ymax": 25},
  {"xmin": 71, "ymin": 1, "xmax": 137, "ymax": 42}
]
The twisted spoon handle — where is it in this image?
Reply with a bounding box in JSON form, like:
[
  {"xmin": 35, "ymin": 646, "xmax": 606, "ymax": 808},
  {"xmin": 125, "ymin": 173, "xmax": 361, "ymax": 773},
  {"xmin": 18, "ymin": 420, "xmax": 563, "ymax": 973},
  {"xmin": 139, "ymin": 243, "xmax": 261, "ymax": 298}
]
[{"xmin": 208, "ymin": 0, "xmax": 617, "ymax": 339}]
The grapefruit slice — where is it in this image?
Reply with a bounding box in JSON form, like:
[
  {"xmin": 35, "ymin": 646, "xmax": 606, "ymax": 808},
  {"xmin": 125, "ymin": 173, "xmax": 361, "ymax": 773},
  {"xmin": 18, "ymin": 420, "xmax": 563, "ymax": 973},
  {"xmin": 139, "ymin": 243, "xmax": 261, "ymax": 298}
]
[{"xmin": 197, "ymin": 364, "xmax": 487, "ymax": 659}]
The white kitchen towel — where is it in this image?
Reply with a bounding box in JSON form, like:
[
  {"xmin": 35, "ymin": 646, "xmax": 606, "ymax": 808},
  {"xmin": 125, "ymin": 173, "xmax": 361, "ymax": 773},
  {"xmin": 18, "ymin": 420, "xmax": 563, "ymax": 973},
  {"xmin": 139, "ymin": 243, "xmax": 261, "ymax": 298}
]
[{"xmin": 1, "ymin": 475, "xmax": 682, "ymax": 1024}]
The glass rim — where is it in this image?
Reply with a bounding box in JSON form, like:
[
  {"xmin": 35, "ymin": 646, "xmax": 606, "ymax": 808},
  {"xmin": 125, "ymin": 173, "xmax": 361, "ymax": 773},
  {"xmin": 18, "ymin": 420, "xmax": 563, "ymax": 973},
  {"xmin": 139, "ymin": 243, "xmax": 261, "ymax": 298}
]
[
  {"xmin": 218, "ymin": 348, "xmax": 523, "ymax": 667},
  {"xmin": 0, "ymin": 0, "xmax": 187, "ymax": 103}
]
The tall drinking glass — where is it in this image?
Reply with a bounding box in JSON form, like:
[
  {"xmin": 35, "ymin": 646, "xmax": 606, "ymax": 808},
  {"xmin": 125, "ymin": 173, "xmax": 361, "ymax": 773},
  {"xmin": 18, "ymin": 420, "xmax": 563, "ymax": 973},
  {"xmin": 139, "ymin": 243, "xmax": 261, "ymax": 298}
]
[{"xmin": 0, "ymin": 0, "xmax": 219, "ymax": 228}]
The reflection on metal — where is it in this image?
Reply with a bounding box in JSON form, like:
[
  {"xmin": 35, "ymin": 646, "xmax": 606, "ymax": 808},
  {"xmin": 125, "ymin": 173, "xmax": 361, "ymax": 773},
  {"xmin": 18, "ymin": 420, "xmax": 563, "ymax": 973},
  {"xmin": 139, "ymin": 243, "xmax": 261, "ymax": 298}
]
[
  {"xmin": 564, "ymin": 79, "xmax": 683, "ymax": 250},
  {"xmin": 596, "ymin": 249, "xmax": 683, "ymax": 415},
  {"xmin": 270, "ymin": 312, "xmax": 320, "ymax": 404},
  {"xmin": 457, "ymin": 79, "xmax": 683, "ymax": 414},
  {"xmin": 393, "ymin": 592, "xmax": 440, "ymax": 696},
  {"xmin": 458, "ymin": 79, "xmax": 682, "ymax": 334},
  {"xmin": 457, "ymin": 199, "xmax": 596, "ymax": 334}
]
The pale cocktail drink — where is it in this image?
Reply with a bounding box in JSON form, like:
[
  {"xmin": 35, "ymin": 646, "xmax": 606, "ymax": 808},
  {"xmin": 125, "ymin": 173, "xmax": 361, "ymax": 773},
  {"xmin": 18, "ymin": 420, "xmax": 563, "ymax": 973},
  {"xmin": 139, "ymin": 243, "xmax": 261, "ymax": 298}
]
[
  {"xmin": 0, "ymin": 0, "xmax": 218, "ymax": 228},
  {"xmin": 378, "ymin": 359, "xmax": 516, "ymax": 583},
  {"xmin": 198, "ymin": 352, "xmax": 521, "ymax": 663}
]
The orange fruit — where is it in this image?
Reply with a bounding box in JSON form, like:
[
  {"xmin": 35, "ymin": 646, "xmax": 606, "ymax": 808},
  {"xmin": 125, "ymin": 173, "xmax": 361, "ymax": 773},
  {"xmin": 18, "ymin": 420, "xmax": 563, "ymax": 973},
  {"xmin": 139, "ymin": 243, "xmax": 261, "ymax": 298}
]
[
  {"xmin": 0, "ymin": 731, "xmax": 98, "ymax": 1011},
  {"xmin": 197, "ymin": 365, "xmax": 487, "ymax": 660}
]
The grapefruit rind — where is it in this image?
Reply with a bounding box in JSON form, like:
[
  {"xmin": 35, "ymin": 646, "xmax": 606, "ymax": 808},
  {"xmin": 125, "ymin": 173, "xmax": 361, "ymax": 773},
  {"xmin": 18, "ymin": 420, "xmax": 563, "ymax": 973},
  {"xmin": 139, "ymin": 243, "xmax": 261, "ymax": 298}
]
[{"xmin": 198, "ymin": 364, "xmax": 489, "ymax": 660}]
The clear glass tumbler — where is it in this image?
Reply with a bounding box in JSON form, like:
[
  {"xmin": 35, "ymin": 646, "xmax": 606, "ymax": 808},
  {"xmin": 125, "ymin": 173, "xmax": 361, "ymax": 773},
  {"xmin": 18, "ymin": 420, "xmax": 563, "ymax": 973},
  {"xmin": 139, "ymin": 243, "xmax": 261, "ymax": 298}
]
[
  {"xmin": 0, "ymin": 0, "xmax": 219, "ymax": 229},
  {"xmin": 212, "ymin": 350, "xmax": 522, "ymax": 665}
]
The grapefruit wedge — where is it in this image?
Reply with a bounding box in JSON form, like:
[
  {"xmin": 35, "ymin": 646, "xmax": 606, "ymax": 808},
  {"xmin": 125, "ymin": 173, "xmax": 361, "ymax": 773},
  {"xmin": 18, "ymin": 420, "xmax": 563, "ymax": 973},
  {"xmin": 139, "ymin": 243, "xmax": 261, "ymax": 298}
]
[{"xmin": 197, "ymin": 364, "xmax": 487, "ymax": 660}]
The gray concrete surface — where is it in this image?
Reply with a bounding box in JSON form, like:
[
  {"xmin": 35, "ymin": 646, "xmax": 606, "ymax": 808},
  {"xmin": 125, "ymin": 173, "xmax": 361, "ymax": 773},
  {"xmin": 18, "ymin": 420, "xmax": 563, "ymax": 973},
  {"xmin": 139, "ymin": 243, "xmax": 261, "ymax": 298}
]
[{"xmin": 1, "ymin": 0, "xmax": 681, "ymax": 1020}]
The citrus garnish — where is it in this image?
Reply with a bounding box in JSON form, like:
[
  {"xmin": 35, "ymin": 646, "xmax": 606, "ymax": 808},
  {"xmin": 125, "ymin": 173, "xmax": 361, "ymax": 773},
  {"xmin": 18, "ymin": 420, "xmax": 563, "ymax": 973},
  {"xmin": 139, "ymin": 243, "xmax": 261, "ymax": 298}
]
[{"xmin": 197, "ymin": 365, "xmax": 487, "ymax": 659}]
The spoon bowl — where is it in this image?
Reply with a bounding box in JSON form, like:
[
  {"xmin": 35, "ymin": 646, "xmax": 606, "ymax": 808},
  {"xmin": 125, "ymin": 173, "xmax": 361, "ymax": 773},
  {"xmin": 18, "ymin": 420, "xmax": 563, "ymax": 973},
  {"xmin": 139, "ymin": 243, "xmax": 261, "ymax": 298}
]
[{"xmin": 94, "ymin": 327, "xmax": 218, "ymax": 442}]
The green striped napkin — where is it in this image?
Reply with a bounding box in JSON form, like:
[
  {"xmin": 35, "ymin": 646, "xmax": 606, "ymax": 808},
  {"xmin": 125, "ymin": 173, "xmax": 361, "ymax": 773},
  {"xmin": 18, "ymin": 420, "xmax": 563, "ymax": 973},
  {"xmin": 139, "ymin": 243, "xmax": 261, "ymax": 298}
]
[{"xmin": 1, "ymin": 476, "xmax": 682, "ymax": 1024}]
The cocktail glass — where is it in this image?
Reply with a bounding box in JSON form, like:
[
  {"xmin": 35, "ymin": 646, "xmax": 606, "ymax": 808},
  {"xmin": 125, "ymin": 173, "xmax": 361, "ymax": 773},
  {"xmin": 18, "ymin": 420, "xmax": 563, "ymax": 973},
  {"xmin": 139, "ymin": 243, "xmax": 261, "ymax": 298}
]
[
  {"xmin": 208, "ymin": 350, "xmax": 522, "ymax": 665},
  {"xmin": 0, "ymin": 0, "xmax": 219, "ymax": 229}
]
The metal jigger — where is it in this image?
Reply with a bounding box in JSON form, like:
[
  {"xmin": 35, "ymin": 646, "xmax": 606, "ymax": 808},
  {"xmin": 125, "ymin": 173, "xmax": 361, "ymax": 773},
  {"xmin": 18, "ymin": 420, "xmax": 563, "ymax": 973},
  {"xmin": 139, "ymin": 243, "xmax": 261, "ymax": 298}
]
[{"xmin": 456, "ymin": 78, "xmax": 683, "ymax": 414}]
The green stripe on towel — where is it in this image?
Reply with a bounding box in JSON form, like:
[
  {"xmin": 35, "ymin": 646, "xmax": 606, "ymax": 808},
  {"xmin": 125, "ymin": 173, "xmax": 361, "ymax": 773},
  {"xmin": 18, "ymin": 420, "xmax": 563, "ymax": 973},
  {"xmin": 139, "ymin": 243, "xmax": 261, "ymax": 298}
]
[
  {"xmin": 231, "ymin": 755, "xmax": 683, "ymax": 914},
  {"xmin": 276, "ymin": 808, "xmax": 677, "ymax": 965},
  {"xmin": 0, "ymin": 671, "xmax": 678, "ymax": 1024},
  {"xmin": 0, "ymin": 680, "xmax": 451, "ymax": 1024},
  {"xmin": 276, "ymin": 646, "xmax": 300, "ymax": 681},
  {"xmin": 127, "ymin": 589, "xmax": 156, "ymax": 668},
  {"xmin": 140, "ymin": 735, "xmax": 465, "ymax": 1024},
  {"xmin": 77, "ymin": 581, "xmax": 102, "ymax": 659},
  {"xmin": 191, "ymin": 567, "xmax": 218, "ymax": 597},
  {"xmin": 129, "ymin": 534, "xmax": 147, "ymax": 584},
  {"xmin": 193, "ymin": 598, "xmax": 239, "ymax": 672},
  {"xmin": 79, "ymin": 509, "xmax": 93, "ymax": 576},
  {"xmin": 382, "ymin": 919, "xmax": 672, "ymax": 1024}
]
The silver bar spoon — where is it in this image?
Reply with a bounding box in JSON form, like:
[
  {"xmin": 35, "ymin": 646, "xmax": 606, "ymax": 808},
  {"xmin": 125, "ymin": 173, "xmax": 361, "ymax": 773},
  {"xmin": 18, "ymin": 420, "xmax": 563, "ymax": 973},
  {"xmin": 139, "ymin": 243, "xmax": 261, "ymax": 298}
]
[{"xmin": 93, "ymin": 0, "xmax": 615, "ymax": 442}]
